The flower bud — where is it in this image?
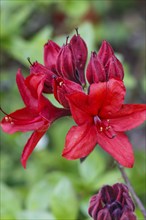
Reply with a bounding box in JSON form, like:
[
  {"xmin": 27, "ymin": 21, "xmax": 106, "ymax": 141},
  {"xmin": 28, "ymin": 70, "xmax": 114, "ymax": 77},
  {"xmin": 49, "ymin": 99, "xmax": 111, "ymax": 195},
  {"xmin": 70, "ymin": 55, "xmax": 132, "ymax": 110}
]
[
  {"xmin": 44, "ymin": 40, "xmax": 60, "ymax": 73},
  {"xmin": 88, "ymin": 183, "xmax": 137, "ymax": 220},
  {"xmin": 97, "ymin": 40, "xmax": 114, "ymax": 66},
  {"xmin": 70, "ymin": 33, "xmax": 88, "ymax": 86},
  {"xmin": 86, "ymin": 52, "xmax": 106, "ymax": 84},
  {"xmin": 105, "ymin": 55, "xmax": 124, "ymax": 80},
  {"xmin": 56, "ymin": 44, "xmax": 77, "ymax": 82}
]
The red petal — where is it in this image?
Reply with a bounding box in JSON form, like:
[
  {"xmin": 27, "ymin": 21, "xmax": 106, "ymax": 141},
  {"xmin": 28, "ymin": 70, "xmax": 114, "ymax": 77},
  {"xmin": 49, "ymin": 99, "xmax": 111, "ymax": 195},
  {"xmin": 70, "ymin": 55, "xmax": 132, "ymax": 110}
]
[
  {"xmin": 66, "ymin": 92, "xmax": 93, "ymax": 125},
  {"xmin": 1, "ymin": 108, "xmax": 45, "ymax": 133},
  {"xmin": 44, "ymin": 40, "xmax": 60, "ymax": 72},
  {"xmin": 30, "ymin": 62, "xmax": 54, "ymax": 93},
  {"xmin": 62, "ymin": 124, "xmax": 97, "ymax": 159},
  {"xmin": 91, "ymin": 79, "xmax": 126, "ymax": 118},
  {"xmin": 16, "ymin": 70, "xmax": 37, "ymax": 108},
  {"xmin": 21, "ymin": 124, "xmax": 48, "ymax": 168},
  {"xmin": 53, "ymin": 76, "xmax": 82, "ymax": 108},
  {"xmin": 96, "ymin": 132, "xmax": 134, "ymax": 168},
  {"xmin": 110, "ymin": 104, "xmax": 146, "ymax": 131}
]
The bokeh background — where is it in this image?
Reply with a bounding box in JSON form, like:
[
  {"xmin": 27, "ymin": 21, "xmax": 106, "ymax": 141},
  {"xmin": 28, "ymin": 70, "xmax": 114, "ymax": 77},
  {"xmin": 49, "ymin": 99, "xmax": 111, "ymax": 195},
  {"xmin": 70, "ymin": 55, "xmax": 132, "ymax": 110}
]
[{"xmin": 0, "ymin": 0, "xmax": 145, "ymax": 219}]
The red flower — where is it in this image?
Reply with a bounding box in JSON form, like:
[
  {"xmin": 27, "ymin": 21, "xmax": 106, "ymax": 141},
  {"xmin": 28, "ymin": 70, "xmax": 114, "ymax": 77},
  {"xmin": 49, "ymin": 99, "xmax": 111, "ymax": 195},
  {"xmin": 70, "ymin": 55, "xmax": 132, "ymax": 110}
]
[
  {"xmin": 1, "ymin": 70, "xmax": 69, "ymax": 168},
  {"xmin": 86, "ymin": 41, "xmax": 124, "ymax": 84},
  {"xmin": 62, "ymin": 79, "xmax": 146, "ymax": 167},
  {"xmin": 88, "ymin": 183, "xmax": 136, "ymax": 220}
]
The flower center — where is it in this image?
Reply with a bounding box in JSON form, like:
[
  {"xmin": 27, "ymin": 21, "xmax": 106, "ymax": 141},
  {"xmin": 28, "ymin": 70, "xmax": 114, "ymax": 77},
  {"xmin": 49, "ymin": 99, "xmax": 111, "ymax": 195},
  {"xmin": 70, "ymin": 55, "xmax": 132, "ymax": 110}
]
[{"xmin": 93, "ymin": 116, "xmax": 116, "ymax": 139}]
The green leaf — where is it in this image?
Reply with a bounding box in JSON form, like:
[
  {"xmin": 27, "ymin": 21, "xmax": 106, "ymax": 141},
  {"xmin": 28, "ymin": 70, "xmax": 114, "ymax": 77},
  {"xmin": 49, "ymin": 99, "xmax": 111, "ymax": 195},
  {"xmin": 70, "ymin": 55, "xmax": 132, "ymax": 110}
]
[
  {"xmin": 78, "ymin": 150, "xmax": 106, "ymax": 186},
  {"xmin": 26, "ymin": 172, "xmax": 63, "ymax": 210},
  {"xmin": 16, "ymin": 211, "xmax": 55, "ymax": 220},
  {"xmin": 0, "ymin": 183, "xmax": 21, "ymax": 219},
  {"xmin": 4, "ymin": 27, "xmax": 52, "ymax": 66},
  {"xmin": 51, "ymin": 177, "xmax": 79, "ymax": 219}
]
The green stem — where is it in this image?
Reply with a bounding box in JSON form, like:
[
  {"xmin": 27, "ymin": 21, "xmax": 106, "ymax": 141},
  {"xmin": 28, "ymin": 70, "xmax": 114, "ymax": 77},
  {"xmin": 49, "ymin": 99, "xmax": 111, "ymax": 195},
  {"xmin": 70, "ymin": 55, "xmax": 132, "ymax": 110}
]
[{"xmin": 117, "ymin": 163, "xmax": 146, "ymax": 219}]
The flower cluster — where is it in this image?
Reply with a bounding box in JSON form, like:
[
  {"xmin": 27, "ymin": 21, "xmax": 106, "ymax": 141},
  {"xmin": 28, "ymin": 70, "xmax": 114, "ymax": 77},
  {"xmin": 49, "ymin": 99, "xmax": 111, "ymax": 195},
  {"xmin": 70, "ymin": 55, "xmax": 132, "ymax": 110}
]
[
  {"xmin": 1, "ymin": 31, "xmax": 146, "ymax": 168},
  {"xmin": 88, "ymin": 183, "xmax": 137, "ymax": 220}
]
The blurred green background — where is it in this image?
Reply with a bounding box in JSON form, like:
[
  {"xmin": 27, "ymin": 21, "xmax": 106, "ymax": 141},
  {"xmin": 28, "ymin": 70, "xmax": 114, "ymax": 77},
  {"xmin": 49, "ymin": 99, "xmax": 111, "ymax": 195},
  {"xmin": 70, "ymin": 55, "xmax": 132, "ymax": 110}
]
[{"xmin": 0, "ymin": 0, "xmax": 145, "ymax": 219}]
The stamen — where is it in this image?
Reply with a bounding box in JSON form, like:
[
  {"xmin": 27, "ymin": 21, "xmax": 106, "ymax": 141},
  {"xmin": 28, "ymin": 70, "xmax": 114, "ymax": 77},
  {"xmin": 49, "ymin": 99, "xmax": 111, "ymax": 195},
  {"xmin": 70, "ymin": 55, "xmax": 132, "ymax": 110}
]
[
  {"xmin": 66, "ymin": 36, "xmax": 69, "ymax": 45},
  {"xmin": 27, "ymin": 57, "xmax": 33, "ymax": 66},
  {"xmin": 10, "ymin": 122, "xmax": 14, "ymax": 125},
  {"xmin": 100, "ymin": 127, "xmax": 103, "ymax": 132},
  {"xmin": 75, "ymin": 27, "xmax": 79, "ymax": 35}
]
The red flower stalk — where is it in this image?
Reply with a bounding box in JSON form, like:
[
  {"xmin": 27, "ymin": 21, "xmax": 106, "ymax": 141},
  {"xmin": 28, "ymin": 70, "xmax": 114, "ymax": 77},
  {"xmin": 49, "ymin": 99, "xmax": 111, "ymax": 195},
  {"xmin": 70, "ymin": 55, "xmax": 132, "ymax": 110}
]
[
  {"xmin": 88, "ymin": 183, "xmax": 137, "ymax": 220},
  {"xmin": 1, "ymin": 70, "xmax": 69, "ymax": 168},
  {"xmin": 62, "ymin": 79, "xmax": 146, "ymax": 167},
  {"xmin": 87, "ymin": 41, "xmax": 124, "ymax": 84}
]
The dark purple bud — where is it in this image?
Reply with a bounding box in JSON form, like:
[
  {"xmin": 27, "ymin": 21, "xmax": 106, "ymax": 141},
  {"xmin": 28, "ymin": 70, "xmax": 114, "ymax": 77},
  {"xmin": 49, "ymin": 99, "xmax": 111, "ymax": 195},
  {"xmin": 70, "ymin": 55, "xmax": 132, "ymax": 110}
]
[
  {"xmin": 101, "ymin": 185, "xmax": 116, "ymax": 204},
  {"xmin": 97, "ymin": 40, "xmax": 114, "ymax": 66},
  {"xmin": 86, "ymin": 52, "xmax": 106, "ymax": 84},
  {"xmin": 120, "ymin": 210, "xmax": 137, "ymax": 220},
  {"xmin": 97, "ymin": 209, "xmax": 112, "ymax": 220},
  {"xmin": 70, "ymin": 33, "xmax": 88, "ymax": 86},
  {"xmin": 105, "ymin": 55, "xmax": 124, "ymax": 80},
  {"xmin": 88, "ymin": 183, "xmax": 136, "ymax": 220},
  {"xmin": 44, "ymin": 40, "xmax": 60, "ymax": 72}
]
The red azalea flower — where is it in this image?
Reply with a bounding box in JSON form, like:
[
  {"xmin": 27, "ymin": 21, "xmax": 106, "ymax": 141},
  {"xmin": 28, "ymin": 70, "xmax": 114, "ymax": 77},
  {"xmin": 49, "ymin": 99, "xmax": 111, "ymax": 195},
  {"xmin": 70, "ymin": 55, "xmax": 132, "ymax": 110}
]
[
  {"xmin": 88, "ymin": 183, "xmax": 136, "ymax": 220},
  {"xmin": 62, "ymin": 79, "xmax": 146, "ymax": 167},
  {"xmin": 1, "ymin": 70, "xmax": 70, "ymax": 168},
  {"xmin": 87, "ymin": 40, "xmax": 124, "ymax": 84}
]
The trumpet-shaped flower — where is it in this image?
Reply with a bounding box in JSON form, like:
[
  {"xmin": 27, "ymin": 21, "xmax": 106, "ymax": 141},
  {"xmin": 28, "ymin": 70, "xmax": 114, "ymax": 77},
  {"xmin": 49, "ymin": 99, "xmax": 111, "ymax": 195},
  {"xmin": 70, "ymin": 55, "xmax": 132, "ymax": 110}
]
[
  {"xmin": 62, "ymin": 79, "xmax": 146, "ymax": 167},
  {"xmin": 1, "ymin": 70, "xmax": 70, "ymax": 168}
]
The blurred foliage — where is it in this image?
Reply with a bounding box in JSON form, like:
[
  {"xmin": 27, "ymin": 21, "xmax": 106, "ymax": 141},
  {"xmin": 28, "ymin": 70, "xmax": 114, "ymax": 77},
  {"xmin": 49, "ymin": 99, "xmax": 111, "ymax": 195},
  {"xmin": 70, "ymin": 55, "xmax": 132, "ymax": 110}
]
[{"xmin": 0, "ymin": 0, "xmax": 145, "ymax": 219}]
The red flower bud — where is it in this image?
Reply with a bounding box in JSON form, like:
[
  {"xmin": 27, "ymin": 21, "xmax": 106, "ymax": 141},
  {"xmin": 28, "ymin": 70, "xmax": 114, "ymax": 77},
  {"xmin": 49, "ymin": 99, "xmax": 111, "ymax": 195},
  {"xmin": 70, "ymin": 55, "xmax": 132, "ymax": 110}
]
[
  {"xmin": 97, "ymin": 40, "xmax": 114, "ymax": 66},
  {"xmin": 56, "ymin": 44, "xmax": 77, "ymax": 82},
  {"xmin": 70, "ymin": 33, "xmax": 88, "ymax": 86},
  {"xmin": 105, "ymin": 55, "xmax": 124, "ymax": 81},
  {"xmin": 88, "ymin": 183, "xmax": 136, "ymax": 220},
  {"xmin": 44, "ymin": 40, "xmax": 60, "ymax": 72},
  {"xmin": 86, "ymin": 52, "xmax": 106, "ymax": 84}
]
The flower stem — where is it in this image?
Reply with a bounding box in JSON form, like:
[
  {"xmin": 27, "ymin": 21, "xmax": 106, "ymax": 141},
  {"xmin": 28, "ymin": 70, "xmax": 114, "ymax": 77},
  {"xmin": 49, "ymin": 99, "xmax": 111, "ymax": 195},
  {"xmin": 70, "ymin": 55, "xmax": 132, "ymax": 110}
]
[{"xmin": 117, "ymin": 163, "xmax": 146, "ymax": 219}]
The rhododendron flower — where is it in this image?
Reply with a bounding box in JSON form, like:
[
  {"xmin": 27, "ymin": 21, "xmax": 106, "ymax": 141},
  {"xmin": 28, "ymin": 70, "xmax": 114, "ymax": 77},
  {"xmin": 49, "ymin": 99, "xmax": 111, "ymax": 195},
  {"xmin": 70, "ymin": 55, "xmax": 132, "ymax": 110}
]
[
  {"xmin": 88, "ymin": 183, "xmax": 136, "ymax": 220},
  {"xmin": 62, "ymin": 79, "xmax": 146, "ymax": 167},
  {"xmin": 1, "ymin": 70, "xmax": 69, "ymax": 168},
  {"xmin": 1, "ymin": 31, "xmax": 146, "ymax": 168}
]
